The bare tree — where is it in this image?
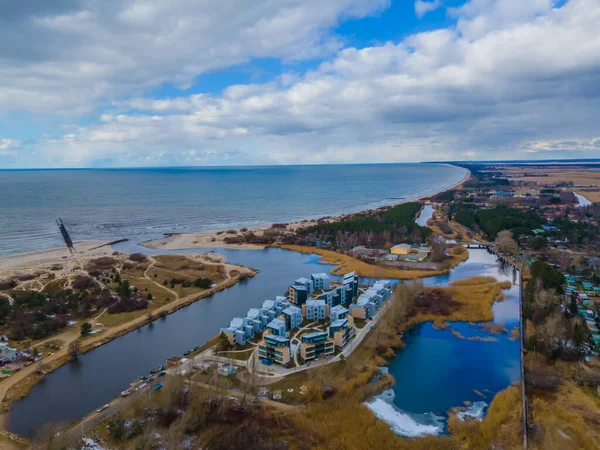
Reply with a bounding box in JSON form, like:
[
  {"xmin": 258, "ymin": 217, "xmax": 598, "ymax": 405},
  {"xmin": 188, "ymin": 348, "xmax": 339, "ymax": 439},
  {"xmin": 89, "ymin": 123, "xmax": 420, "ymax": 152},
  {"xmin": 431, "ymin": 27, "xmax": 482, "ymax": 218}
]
[
  {"xmin": 69, "ymin": 340, "xmax": 82, "ymax": 359},
  {"xmin": 557, "ymin": 250, "xmax": 571, "ymax": 272},
  {"xmin": 537, "ymin": 312, "xmax": 566, "ymax": 353},
  {"xmin": 430, "ymin": 236, "xmax": 448, "ymax": 262},
  {"xmin": 496, "ymin": 230, "xmax": 518, "ymax": 255}
]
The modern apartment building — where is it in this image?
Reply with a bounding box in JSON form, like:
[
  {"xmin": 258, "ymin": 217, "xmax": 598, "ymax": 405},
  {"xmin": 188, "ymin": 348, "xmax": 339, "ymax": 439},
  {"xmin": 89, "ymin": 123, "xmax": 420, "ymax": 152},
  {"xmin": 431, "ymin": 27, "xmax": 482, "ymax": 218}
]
[
  {"xmin": 303, "ymin": 299, "xmax": 329, "ymax": 320},
  {"xmin": 282, "ymin": 305, "xmax": 303, "ymax": 329},
  {"xmin": 258, "ymin": 334, "xmax": 292, "ymax": 366},
  {"xmin": 299, "ymin": 331, "xmax": 335, "ymax": 361}
]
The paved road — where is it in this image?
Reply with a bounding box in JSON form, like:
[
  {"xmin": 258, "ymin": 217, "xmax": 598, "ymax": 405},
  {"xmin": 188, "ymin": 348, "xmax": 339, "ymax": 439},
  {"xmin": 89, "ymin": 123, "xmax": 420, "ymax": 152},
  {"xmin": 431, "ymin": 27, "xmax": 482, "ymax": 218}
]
[{"xmin": 61, "ymin": 379, "xmax": 155, "ymax": 441}]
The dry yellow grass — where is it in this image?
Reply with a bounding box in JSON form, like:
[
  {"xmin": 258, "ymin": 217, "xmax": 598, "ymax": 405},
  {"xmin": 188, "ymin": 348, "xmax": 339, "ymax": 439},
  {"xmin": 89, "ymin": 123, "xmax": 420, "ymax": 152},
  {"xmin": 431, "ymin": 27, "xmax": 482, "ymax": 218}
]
[
  {"xmin": 529, "ymin": 382, "xmax": 600, "ymax": 450},
  {"xmin": 448, "ymin": 385, "xmax": 523, "ymax": 450},
  {"xmin": 280, "ymin": 245, "xmax": 468, "ymax": 279},
  {"xmin": 524, "ymin": 353, "xmax": 600, "ymax": 450},
  {"xmin": 288, "ymin": 276, "xmax": 517, "ymax": 449}
]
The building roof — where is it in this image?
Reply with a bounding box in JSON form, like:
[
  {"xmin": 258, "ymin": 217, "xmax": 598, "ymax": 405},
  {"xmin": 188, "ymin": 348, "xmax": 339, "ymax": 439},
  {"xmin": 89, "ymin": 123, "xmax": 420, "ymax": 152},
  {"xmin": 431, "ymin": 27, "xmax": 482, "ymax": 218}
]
[
  {"xmin": 229, "ymin": 317, "xmax": 244, "ymax": 329},
  {"xmin": 290, "ymin": 284, "xmax": 307, "ymax": 292},
  {"xmin": 247, "ymin": 308, "xmax": 260, "ymax": 319},
  {"xmin": 330, "ymin": 305, "xmax": 348, "ymax": 316},
  {"xmin": 356, "ymin": 295, "xmax": 371, "ymax": 306},
  {"xmin": 302, "ymin": 331, "xmax": 328, "ymax": 341},
  {"xmin": 392, "ymin": 243, "xmax": 412, "ymax": 251},
  {"xmin": 311, "ymin": 272, "xmax": 329, "ymax": 280},
  {"xmin": 265, "ymin": 334, "xmax": 290, "ymax": 344},
  {"xmin": 267, "ymin": 318, "xmax": 286, "ymax": 329},
  {"xmin": 295, "ymin": 277, "xmax": 311, "ymax": 285},
  {"xmin": 306, "ymin": 299, "xmax": 326, "ymax": 307},
  {"xmin": 283, "ymin": 305, "xmax": 302, "ymax": 315},
  {"xmin": 343, "ymin": 271, "xmax": 356, "ymax": 280},
  {"xmin": 262, "ymin": 300, "xmax": 275, "ymax": 309},
  {"xmin": 330, "ymin": 319, "xmax": 348, "ymax": 329}
]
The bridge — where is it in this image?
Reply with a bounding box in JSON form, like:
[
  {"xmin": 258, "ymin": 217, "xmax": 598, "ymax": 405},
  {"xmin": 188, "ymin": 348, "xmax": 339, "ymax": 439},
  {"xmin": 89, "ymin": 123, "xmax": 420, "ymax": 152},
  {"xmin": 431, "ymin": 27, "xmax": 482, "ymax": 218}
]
[{"xmin": 465, "ymin": 243, "xmax": 492, "ymax": 249}]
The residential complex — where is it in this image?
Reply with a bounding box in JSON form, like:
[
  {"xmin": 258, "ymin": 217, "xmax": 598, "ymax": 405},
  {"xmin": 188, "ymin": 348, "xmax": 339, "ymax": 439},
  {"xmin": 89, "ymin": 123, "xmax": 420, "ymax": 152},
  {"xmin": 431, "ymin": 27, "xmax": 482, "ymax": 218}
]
[{"xmin": 219, "ymin": 271, "xmax": 393, "ymax": 366}]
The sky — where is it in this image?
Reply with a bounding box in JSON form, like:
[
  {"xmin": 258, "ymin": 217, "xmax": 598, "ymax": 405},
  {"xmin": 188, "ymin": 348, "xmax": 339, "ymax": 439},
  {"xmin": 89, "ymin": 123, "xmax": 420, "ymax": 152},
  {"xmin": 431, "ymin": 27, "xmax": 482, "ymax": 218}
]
[{"xmin": 0, "ymin": 0, "xmax": 599, "ymax": 168}]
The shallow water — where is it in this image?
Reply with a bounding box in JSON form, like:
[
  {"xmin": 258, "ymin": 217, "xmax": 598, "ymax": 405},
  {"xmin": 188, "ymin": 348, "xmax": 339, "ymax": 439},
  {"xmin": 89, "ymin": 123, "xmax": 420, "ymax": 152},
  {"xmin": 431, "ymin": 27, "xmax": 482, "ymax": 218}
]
[{"xmin": 365, "ymin": 250, "xmax": 520, "ymax": 436}]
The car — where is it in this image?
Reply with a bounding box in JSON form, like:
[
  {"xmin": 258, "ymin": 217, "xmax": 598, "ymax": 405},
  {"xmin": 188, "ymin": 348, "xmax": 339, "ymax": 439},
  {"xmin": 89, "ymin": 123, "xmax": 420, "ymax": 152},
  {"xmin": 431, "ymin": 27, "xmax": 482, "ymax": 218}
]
[
  {"xmin": 158, "ymin": 371, "xmax": 166, "ymax": 377},
  {"xmin": 96, "ymin": 404, "xmax": 109, "ymax": 413}
]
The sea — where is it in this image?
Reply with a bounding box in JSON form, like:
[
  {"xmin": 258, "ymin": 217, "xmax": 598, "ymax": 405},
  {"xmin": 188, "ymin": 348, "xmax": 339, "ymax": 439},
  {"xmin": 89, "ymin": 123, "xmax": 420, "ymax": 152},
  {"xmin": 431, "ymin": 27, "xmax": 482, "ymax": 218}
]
[{"xmin": 0, "ymin": 164, "xmax": 467, "ymax": 258}]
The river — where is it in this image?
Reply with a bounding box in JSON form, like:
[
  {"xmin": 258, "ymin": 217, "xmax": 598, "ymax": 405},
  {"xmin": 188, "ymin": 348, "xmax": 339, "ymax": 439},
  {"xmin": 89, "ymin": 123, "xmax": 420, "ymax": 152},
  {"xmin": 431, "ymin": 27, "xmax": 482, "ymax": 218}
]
[
  {"xmin": 6, "ymin": 244, "xmax": 340, "ymax": 437},
  {"xmin": 6, "ymin": 242, "xmax": 518, "ymax": 439},
  {"xmin": 415, "ymin": 204, "xmax": 434, "ymax": 227}
]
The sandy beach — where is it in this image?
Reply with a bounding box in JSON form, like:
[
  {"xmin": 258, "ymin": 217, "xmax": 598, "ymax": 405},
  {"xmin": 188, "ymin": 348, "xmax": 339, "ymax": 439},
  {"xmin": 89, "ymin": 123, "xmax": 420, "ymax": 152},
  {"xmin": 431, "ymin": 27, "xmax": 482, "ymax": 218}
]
[
  {"xmin": 143, "ymin": 168, "xmax": 472, "ymax": 252},
  {"xmin": 0, "ymin": 241, "xmax": 116, "ymax": 274}
]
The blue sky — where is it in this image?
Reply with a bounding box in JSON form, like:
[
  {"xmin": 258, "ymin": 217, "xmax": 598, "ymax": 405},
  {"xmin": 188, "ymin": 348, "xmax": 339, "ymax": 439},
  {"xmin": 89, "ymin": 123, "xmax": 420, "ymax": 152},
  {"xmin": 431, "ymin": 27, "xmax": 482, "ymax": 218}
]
[{"xmin": 0, "ymin": 0, "xmax": 599, "ymax": 168}]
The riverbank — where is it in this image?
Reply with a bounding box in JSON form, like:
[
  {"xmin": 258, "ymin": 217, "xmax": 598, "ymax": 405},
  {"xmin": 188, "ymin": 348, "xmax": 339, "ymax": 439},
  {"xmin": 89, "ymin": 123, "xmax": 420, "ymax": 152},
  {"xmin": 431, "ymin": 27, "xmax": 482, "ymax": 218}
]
[
  {"xmin": 279, "ymin": 244, "xmax": 469, "ymax": 279},
  {"xmin": 0, "ymin": 252, "xmax": 257, "ymax": 415},
  {"xmin": 141, "ymin": 166, "xmax": 472, "ymax": 252}
]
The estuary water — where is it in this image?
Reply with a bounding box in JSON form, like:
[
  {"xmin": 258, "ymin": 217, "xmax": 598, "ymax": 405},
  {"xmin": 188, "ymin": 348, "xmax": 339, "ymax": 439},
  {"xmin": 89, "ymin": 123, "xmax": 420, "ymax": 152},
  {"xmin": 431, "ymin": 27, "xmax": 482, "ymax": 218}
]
[{"xmin": 0, "ymin": 164, "xmax": 467, "ymax": 258}]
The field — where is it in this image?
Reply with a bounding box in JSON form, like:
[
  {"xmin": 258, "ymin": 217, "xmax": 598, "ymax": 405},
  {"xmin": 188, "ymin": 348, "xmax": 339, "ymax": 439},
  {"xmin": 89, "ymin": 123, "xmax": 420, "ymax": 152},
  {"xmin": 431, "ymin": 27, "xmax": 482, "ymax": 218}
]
[{"xmin": 493, "ymin": 164, "xmax": 600, "ymax": 202}]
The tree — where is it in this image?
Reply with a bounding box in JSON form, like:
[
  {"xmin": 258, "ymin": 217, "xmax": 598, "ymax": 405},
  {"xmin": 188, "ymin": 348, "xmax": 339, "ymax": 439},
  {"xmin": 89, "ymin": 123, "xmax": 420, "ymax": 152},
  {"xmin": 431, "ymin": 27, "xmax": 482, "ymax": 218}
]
[
  {"xmin": 537, "ymin": 313, "xmax": 566, "ymax": 357},
  {"xmin": 215, "ymin": 332, "xmax": 231, "ymax": 352},
  {"xmin": 80, "ymin": 322, "xmax": 92, "ymax": 336},
  {"xmin": 430, "ymin": 236, "xmax": 448, "ymax": 262},
  {"xmin": 496, "ymin": 230, "xmax": 518, "ymax": 255},
  {"xmin": 531, "ymin": 236, "xmax": 547, "ymax": 250},
  {"xmin": 68, "ymin": 340, "xmax": 82, "ymax": 359},
  {"xmin": 568, "ymin": 296, "xmax": 578, "ymax": 317},
  {"xmin": 146, "ymin": 292, "xmax": 153, "ymax": 300},
  {"xmin": 557, "ymin": 251, "xmax": 571, "ymax": 272}
]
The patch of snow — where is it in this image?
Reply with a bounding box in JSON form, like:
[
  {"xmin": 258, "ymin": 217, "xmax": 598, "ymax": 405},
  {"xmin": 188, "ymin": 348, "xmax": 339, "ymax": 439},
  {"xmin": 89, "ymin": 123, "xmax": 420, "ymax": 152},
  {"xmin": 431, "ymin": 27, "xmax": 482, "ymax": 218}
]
[
  {"xmin": 457, "ymin": 401, "xmax": 488, "ymax": 421},
  {"xmin": 365, "ymin": 390, "xmax": 445, "ymax": 437}
]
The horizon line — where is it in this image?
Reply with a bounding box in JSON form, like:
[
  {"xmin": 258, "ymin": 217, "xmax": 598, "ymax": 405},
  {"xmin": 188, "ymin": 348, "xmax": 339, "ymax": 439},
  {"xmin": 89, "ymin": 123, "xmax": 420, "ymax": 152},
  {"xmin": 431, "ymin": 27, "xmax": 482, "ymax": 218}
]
[{"xmin": 2, "ymin": 157, "xmax": 600, "ymax": 171}]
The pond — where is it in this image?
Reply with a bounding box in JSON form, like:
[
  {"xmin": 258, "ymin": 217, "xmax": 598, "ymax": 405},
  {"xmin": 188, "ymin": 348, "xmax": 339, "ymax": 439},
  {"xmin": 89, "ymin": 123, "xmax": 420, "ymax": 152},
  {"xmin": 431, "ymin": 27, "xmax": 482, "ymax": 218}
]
[{"xmin": 365, "ymin": 249, "xmax": 520, "ymax": 436}]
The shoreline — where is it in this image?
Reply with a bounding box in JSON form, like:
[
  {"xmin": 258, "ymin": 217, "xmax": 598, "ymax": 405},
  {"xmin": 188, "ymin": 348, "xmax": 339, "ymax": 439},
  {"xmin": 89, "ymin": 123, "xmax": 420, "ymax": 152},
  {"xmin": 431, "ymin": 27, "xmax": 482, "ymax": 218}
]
[
  {"xmin": 141, "ymin": 166, "xmax": 472, "ymax": 252},
  {"xmin": 0, "ymin": 253, "xmax": 258, "ymax": 418},
  {"xmin": 0, "ymin": 165, "xmax": 470, "ymax": 262}
]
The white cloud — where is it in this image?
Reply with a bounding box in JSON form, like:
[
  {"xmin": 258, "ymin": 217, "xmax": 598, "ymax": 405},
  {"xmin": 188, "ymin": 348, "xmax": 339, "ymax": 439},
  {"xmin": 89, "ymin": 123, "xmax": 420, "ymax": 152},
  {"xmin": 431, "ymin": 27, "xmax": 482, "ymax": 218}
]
[
  {"xmin": 415, "ymin": 0, "xmax": 443, "ymax": 19},
  {"xmin": 0, "ymin": 138, "xmax": 21, "ymax": 155},
  {"xmin": 3, "ymin": 0, "xmax": 600, "ymax": 167},
  {"xmin": 0, "ymin": 0, "xmax": 389, "ymax": 115}
]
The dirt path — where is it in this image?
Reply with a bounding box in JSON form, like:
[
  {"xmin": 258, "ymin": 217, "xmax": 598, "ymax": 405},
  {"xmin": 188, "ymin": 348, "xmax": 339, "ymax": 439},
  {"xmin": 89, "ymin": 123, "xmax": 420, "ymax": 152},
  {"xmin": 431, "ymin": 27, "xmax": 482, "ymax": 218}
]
[{"xmin": 143, "ymin": 256, "xmax": 180, "ymax": 301}]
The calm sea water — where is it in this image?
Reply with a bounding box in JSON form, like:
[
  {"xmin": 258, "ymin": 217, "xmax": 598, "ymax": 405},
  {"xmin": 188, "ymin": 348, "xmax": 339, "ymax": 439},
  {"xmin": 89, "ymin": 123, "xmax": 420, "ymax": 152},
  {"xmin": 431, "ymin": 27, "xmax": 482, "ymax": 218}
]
[{"xmin": 0, "ymin": 164, "xmax": 466, "ymax": 258}]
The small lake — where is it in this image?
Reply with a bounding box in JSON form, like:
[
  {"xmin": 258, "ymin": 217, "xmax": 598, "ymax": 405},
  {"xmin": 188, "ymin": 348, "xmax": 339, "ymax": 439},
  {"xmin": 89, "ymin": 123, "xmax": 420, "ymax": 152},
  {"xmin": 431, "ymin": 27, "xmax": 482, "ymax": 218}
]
[{"xmin": 366, "ymin": 250, "xmax": 520, "ymax": 437}]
